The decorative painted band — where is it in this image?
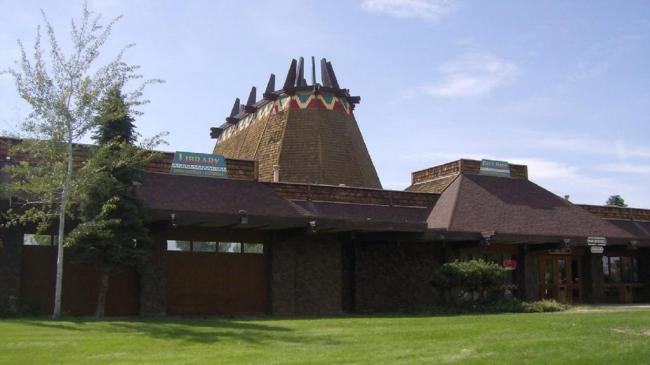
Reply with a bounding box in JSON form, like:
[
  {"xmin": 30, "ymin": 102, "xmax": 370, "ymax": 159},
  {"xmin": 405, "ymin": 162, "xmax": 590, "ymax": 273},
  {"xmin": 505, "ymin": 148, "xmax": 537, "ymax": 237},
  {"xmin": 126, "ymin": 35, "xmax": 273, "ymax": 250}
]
[{"xmin": 218, "ymin": 92, "xmax": 351, "ymax": 143}]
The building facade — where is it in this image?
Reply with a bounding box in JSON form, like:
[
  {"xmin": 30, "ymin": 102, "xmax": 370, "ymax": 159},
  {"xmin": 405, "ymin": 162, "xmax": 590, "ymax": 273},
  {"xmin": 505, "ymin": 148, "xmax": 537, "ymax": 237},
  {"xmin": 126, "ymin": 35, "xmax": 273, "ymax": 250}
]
[{"xmin": 1, "ymin": 58, "xmax": 648, "ymax": 316}]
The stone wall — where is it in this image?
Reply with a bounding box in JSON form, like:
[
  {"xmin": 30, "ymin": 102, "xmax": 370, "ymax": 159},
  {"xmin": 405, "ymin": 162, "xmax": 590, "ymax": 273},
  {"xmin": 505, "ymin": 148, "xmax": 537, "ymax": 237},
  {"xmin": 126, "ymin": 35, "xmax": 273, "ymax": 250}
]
[
  {"xmin": 270, "ymin": 235, "xmax": 343, "ymax": 315},
  {"xmin": 354, "ymin": 241, "xmax": 442, "ymax": 313}
]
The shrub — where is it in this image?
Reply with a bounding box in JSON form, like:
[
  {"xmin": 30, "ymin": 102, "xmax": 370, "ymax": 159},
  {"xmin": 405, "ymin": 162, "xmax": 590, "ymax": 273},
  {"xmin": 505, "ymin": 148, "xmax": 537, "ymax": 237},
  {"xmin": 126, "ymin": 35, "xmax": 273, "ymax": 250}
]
[
  {"xmin": 432, "ymin": 259, "xmax": 507, "ymax": 304},
  {"xmin": 519, "ymin": 299, "xmax": 570, "ymax": 313}
]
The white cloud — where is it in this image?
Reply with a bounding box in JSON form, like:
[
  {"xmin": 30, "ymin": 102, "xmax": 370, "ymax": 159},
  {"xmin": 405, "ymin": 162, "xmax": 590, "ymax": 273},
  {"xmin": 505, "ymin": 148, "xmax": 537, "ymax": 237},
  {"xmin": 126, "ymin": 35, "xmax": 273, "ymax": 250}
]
[
  {"xmin": 598, "ymin": 163, "xmax": 650, "ymax": 174},
  {"xmin": 536, "ymin": 137, "xmax": 650, "ymax": 159},
  {"xmin": 418, "ymin": 53, "xmax": 517, "ymax": 97},
  {"xmin": 505, "ymin": 157, "xmax": 577, "ymax": 180},
  {"xmin": 360, "ymin": 0, "xmax": 458, "ymax": 21}
]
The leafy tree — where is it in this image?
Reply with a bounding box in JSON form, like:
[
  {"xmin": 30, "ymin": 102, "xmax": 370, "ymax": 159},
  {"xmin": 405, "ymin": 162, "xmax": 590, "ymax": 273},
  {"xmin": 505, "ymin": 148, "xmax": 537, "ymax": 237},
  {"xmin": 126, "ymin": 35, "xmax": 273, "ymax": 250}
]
[
  {"xmin": 68, "ymin": 86, "xmax": 157, "ymax": 318},
  {"xmin": 1, "ymin": 4, "xmax": 161, "ymax": 319},
  {"xmin": 606, "ymin": 195, "xmax": 628, "ymax": 207}
]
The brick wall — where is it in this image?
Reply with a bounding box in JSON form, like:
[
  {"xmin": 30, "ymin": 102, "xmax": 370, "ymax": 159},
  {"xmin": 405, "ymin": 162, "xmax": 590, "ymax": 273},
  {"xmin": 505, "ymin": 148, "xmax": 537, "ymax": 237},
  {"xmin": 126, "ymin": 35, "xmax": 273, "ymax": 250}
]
[
  {"xmin": 354, "ymin": 241, "xmax": 442, "ymax": 313},
  {"xmin": 270, "ymin": 235, "xmax": 343, "ymax": 315}
]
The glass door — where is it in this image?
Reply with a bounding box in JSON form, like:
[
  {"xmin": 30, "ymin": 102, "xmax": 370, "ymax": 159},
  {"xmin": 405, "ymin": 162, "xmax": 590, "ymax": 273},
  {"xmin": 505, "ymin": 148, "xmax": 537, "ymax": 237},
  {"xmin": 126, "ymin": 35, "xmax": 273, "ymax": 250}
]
[{"xmin": 539, "ymin": 256, "xmax": 582, "ymax": 304}]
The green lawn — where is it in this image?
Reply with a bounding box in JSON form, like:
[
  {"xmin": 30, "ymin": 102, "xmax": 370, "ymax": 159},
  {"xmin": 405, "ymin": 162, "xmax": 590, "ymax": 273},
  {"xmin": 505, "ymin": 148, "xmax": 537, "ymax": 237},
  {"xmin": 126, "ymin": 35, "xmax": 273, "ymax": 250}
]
[{"xmin": 1, "ymin": 307, "xmax": 649, "ymax": 365}]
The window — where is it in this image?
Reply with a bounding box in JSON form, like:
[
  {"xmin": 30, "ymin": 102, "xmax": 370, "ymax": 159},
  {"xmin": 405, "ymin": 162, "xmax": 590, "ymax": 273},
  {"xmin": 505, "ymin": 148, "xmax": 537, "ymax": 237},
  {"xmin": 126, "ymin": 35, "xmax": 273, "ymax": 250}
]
[
  {"xmin": 218, "ymin": 242, "xmax": 241, "ymax": 253},
  {"xmin": 193, "ymin": 241, "xmax": 217, "ymax": 252},
  {"xmin": 243, "ymin": 243, "xmax": 264, "ymax": 254},
  {"xmin": 602, "ymin": 256, "xmax": 640, "ymax": 283},
  {"xmin": 166, "ymin": 240, "xmax": 264, "ymax": 254},
  {"xmin": 23, "ymin": 234, "xmax": 55, "ymax": 246},
  {"xmin": 167, "ymin": 240, "xmax": 191, "ymax": 251}
]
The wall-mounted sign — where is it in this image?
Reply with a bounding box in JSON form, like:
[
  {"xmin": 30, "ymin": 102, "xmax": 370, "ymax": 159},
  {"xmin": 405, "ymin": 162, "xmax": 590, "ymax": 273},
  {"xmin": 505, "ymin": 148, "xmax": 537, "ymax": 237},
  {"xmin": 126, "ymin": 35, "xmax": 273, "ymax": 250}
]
[
  {"xmin": 170, "ymin": 151, "xmax": 228, "ymax": 178},
  {"xmin": 479, "ymin": 159, "xmax": 511, "ymax": 177},
  {"xmin": 587, "ymin": 236, "xmax": 607, "ymax": 246},
  {"xmin": 503, "ymin": 259, "xmax": 517, "ymax": 271},
  {"xmin": 590, "ymin": 246, "xmax": 605, "ymax": 254}
]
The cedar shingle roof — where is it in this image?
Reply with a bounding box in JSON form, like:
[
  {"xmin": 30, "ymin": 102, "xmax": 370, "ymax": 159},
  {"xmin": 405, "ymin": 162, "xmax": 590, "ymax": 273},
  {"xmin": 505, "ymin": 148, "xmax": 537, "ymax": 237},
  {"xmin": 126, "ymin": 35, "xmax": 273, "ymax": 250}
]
[{"xmin": 427, "ymin": 174, "xmax": 636, "ymax": 241}]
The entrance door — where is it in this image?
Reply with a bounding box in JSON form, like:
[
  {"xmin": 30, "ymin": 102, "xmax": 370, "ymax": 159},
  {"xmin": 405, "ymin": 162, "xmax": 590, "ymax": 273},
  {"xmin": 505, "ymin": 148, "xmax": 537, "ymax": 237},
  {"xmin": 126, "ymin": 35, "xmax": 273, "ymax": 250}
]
[{"xmin": 539, "ymin": 256, "xmax": 583, "ymax": 304}]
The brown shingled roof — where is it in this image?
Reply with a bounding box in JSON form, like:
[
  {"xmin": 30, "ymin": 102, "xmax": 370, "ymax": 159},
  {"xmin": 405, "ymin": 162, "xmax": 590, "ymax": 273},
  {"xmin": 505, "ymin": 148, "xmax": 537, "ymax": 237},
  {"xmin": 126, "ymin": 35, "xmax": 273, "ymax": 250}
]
[
  {"xmin": 138, "ymin": 172, "xmax": 306, "ymax": 227},
  {"xmin": 427, "ymin": 174, "xmax": 636, "ymax": 242},
  {"xmin": 138, "ymin": 172, "xmax": 434, "ymax": 232},
  {"xmin": 606, "ymin": 220, "xmax": 650, "ymax": 241},
  {"xmin": 291, "ymin": 201, "xmax": 430, "ymax": 232}
]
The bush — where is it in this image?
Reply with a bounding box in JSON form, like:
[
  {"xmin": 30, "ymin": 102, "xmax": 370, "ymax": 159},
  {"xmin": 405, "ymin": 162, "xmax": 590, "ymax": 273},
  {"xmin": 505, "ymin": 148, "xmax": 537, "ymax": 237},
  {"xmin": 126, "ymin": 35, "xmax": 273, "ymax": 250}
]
[
  {"xmin": 423, "ymin": 299, "xmax": 570, "ymax": 315},
  {"xmin": 519, "ymin": 299, "xmax": 570, "ymax": 313},
  {"xmin": 432, "ymin": 259, "xmax": 506, "ymax": 304},
  {"xmin": 0, "ymin": 297, "xmax": 37, "ymax": 318}
]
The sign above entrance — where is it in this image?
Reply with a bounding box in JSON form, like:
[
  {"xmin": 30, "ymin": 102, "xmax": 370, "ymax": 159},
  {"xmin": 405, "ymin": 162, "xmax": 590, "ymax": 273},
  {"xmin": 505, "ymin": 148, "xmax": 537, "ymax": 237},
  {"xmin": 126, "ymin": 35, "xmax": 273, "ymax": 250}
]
[
  {"xmin": 587, "ymin": 236, "xmax": 607, "ymax": 246},
  {"xmin": 170, "ymin": 151, "xmax": 228, "ymax": 178},
  {"xmin": 479, "ymin": 159, "xmax": 511, "ymax": 177},
  {"xmin": 590, "ymin": 246, "xmax": 605, "ymax": 254}
]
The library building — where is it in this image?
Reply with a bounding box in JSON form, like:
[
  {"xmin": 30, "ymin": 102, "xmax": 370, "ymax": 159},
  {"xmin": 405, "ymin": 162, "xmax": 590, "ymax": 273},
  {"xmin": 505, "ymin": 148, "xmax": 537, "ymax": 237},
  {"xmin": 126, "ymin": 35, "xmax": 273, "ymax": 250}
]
[{"xmin": 1, "ymin": 58, "xmax": 649, "ymax": 316}]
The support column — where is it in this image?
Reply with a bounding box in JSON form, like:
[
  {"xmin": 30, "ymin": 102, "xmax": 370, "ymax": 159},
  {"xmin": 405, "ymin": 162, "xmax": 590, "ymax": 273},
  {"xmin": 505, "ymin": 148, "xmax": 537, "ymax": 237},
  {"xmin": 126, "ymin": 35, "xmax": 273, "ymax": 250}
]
[
  {"xmin": 639, "ymin": 248, "xmax": 650, "ymax": 302},
  {"xmin": 585, "ymin": 250, "xmax": 604, "ymax": 304},
  {"xmin": 139, "ymin": 233, "xmax": 167, "ymax": 316},
  {"xmin": 523, "ymin": 250, "xmax": 539, "ymax": 301}
]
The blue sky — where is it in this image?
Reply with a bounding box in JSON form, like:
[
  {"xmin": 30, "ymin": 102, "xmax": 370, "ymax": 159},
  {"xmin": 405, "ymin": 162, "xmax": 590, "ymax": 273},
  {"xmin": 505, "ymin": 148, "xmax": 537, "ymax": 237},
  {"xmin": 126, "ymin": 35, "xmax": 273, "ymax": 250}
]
[{"xmin": 1, "ymin": 0, "xmax": 649, "ymax": 207}]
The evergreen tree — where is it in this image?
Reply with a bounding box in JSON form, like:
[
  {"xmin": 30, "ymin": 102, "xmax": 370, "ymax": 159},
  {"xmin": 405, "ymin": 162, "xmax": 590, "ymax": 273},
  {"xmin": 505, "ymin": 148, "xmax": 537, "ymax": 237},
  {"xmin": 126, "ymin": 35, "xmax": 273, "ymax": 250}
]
[
  {"xmin": 606, "ymin": 195, "xmax": 628, "ymax": 207},
  {"xmin": 93, "ymin": 86, "xmax": 137, "ymax": 145},
  {"xmin": 68, "ymin": 85, "xmax": 153, "ymax": 319}
]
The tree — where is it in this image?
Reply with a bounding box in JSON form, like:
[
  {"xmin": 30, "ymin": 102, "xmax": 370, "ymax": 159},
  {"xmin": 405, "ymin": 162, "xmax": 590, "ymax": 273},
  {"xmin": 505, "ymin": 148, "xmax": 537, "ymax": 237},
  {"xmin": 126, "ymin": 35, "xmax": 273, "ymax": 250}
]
[
  {"xmin": 1, "ymin": 4, "xmax": 161, "ymax": 319},
  {"xmin": 606, "ymin": 195, "xmax": 628, "ymax": 207},
  {"xmin": 68, "ymin": 85, "xmax": 155, "ymax": 318}
]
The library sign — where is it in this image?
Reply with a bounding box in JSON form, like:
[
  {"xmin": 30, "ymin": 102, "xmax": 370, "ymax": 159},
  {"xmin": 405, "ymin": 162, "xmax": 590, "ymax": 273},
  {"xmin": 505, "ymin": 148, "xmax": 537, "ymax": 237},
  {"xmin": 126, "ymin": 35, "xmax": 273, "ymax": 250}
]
[{"xmin": 170, "ymin": 151, "xmax": 228, "ymax": 178}]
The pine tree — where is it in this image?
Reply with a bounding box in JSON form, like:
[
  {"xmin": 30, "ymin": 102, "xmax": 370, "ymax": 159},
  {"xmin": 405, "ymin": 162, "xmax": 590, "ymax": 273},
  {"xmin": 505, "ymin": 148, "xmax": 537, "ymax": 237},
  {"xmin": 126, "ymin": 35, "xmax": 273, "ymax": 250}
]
[{"xmin": 68, "ymin": 85, "xmax": 153, "ymax": 319}]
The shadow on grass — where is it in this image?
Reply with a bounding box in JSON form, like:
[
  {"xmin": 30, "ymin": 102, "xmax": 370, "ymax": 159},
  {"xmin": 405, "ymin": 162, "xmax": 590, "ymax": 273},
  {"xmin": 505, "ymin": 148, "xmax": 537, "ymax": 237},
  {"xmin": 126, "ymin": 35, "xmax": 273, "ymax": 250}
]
[{"xmin": 20, "ymin": 317, "xmax": 342, "ymax": 346}]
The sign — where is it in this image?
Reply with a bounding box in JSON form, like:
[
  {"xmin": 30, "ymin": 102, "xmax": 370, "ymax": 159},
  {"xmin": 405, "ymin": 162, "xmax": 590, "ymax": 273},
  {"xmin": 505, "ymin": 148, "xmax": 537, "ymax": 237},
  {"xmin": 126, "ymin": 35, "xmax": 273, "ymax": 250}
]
[
  {"xmin": 587, "ymin": 236, "xmax": 607, "ymax": 246},
  {"xmin": 590, "ymin": 246, "xmax": 605, "ymax": 254},
  {"xmin": 479, "ymin": 159, "xmax": 511, "ymax": 177},
  {"xmin": 503, "ymin": 259, "xmax": 517, "ymax": 271},
  {"xmin": 170, "ymin": 151, "xmax": 228, "ymax": 178}
]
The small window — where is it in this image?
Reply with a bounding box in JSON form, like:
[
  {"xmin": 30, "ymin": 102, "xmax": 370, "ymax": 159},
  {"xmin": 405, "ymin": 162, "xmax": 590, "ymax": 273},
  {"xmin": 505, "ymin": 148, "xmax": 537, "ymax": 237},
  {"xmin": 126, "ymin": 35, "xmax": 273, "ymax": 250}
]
[
  {"xmin": 243, "ymin": 243, "xmax": 264, "ymax": 254},
  {"xmin": 218, "ymin": 242, "xmax": 241, "ymax": 253},
  {"xmin": 23, "ymin": 234, "xmax": 54, "ymax": 246},
  {"xmin": 167, "ymin": 240, "xmax": 191, "ymax": 251},
  {"xmin": 193, "ymin": 241, "xmax": 217, "ymax": 252}
]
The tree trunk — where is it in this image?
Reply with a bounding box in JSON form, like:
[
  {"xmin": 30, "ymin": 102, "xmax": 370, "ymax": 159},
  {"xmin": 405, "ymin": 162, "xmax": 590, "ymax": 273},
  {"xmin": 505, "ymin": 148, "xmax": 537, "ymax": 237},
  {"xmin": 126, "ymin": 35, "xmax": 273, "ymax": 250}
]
[
  {"xmin": 95, "ymin": 269, "xmax": 110, "ymax": 319},
  {"xmin": 52, "ymin": 138, "xmax": 73, "ymax": 320}
]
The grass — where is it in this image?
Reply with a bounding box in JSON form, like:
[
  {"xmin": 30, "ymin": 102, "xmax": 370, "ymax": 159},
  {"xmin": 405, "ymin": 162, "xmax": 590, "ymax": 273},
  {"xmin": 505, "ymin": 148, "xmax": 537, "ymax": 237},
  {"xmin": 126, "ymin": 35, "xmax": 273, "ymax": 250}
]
[{"xmin": 1, "ymin": 307, "xmax": 649, "ymax": 364}]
